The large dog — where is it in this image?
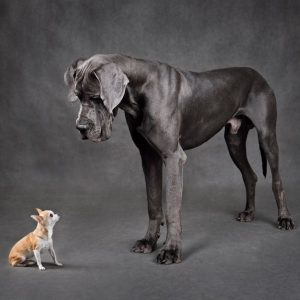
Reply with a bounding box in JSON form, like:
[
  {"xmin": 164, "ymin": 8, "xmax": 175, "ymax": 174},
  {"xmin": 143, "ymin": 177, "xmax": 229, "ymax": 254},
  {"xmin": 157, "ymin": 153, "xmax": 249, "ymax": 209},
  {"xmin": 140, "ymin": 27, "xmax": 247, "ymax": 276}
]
[{"xmin": 64, "ymin": 54, "xmax": 294, "ymax": 264}]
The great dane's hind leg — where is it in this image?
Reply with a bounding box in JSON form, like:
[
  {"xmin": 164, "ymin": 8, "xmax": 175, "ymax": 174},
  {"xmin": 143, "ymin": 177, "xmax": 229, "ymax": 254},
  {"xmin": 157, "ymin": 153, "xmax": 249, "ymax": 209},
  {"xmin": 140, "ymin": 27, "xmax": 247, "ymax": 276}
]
[
  {"xmin": 131, "ymin": 146, "xmax": 163, "ymax": 254},
  {"xmin": 156, "ymin": 145, "xmax": 187, "ymax": 264},
  {"xmin": 225, "ymin": 117, "xmax": 258, "ymax": 222},
  {"xmin": 258, "ymin": 131, "xmax": 295, "ymax": 230}
]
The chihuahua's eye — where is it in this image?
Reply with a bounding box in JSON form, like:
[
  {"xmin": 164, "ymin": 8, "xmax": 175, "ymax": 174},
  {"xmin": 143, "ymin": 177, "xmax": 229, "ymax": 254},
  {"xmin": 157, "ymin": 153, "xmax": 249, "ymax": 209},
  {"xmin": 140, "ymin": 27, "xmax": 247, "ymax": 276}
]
[{"xmin": 50, "ymin": 213, "xmax": 53, "ymax": 217}]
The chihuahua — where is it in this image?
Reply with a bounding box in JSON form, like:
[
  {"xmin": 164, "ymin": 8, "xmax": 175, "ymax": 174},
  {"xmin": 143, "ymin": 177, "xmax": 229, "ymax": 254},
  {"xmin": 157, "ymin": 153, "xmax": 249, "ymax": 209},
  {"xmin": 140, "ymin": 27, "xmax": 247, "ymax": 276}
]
[{"xmin": 8, "ymin": 208, "xmax": 63, "ymax": 271}]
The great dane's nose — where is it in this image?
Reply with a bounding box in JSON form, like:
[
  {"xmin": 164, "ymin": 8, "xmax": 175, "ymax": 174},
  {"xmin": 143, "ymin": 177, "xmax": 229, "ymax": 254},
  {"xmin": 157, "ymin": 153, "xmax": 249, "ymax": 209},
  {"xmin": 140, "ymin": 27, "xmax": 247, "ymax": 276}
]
[
  {"xmin": 76, "ymin": 117, "xmax": 90, "ymax": 131},
  {"xmin": 76, "ymin": 120, "xmax": 89, "ymax": 139},
  {"xmin": 76, "ymin": 123, "xmax": 89, "ymax": 131}
]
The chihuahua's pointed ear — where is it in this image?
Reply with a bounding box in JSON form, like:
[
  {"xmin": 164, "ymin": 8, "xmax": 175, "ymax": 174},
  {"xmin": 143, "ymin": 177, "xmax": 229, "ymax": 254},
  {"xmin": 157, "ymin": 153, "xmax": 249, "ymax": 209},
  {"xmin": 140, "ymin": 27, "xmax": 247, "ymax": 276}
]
[
  {"xmin": 94, "ymin": 63, "xmax": 129, "ymax": 114},
  {"xmin": 64, "ymin": 57, "xmax": 86, "ymax": 102},
  {"xmin": 36, "ymin": 208, "xmax": 43, "ymax": 215},
  {"xmin": 31, "ymin": 215, "xmax": 43, "ymax": 223}
]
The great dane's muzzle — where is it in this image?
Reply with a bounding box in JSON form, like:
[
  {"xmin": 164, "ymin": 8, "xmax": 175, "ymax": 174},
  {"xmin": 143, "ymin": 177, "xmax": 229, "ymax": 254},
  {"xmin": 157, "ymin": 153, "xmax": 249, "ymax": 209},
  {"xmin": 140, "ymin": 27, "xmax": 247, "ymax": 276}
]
[{"xmin": 76, "ymin": 118, "xmax": 90, "ymax": 140}]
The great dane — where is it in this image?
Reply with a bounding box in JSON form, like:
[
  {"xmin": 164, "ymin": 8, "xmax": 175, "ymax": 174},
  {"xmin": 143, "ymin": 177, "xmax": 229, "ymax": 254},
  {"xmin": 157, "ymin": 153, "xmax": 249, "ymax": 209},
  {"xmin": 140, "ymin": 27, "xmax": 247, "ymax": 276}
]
[{"xmin": 64, "ymin": 54, "xmax": 294, "ymax": 264}]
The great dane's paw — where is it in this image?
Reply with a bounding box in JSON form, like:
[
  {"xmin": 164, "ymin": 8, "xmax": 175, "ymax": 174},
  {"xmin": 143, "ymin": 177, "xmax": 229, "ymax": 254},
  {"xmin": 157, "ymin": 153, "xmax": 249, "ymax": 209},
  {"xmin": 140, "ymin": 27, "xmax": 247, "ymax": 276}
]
[
  {"xmin": 156, "ymin": 247, "xmax": 182, "ymax": 265},
  {"xmin": 236, "ymin": 211, "xmax": 255, "ymax": 222},
  {"xmin": 131, "ymin": 238, "xmax": 157, "ymax": 254},
  {"xmin": 278, "ymin": 216, "xmax": 295, "ymax": 230}
]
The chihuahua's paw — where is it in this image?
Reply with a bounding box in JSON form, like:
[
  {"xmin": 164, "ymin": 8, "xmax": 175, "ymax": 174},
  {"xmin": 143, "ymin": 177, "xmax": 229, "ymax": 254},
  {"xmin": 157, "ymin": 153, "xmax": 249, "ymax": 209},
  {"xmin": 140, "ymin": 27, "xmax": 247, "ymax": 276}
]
[
  {"xmin": 39, "ymin": 266, "xmax": 46, "ymax": 271},
  {"xmin": 55, "ymin": 262, "xmax": 63, "ymax": 266}
]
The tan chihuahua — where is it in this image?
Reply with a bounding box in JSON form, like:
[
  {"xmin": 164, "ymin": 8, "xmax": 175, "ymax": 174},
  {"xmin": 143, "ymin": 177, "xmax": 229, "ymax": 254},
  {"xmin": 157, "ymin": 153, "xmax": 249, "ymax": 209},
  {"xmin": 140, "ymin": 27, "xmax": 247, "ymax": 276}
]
[{"xmin": 8, "ymin": 208, "xmax": 63, "ymax": 271}]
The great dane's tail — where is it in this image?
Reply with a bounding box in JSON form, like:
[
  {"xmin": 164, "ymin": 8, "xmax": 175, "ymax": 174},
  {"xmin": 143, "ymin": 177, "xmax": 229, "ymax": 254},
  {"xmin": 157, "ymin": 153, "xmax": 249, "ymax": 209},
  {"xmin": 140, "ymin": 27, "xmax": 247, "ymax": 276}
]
[{"xmin": 259, "ymin": 140, "xmax": 267, "ymax": 177}]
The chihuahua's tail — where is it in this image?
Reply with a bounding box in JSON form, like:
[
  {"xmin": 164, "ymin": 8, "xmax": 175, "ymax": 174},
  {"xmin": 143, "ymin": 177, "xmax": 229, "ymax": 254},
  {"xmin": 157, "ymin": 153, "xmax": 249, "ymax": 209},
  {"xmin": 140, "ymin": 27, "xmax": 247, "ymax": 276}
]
[
  {"xmin": 10, "ymin": 260, "xmax": 36, "ymax": 267},
  {"xmin": 9, "ymin": 255, "xmax": 34, "ymax": 267}
]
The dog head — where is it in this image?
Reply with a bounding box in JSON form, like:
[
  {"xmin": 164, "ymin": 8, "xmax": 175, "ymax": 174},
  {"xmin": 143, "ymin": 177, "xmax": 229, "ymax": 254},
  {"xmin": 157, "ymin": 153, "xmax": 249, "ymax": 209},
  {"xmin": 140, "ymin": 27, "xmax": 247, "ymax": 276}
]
[
  {"xmin": 64, "ymin": 57, "xmax": 129, "ymax": 142},
  {"xmin": 31, "ymin": 208, "xmax": 60, "ymax": 228}
]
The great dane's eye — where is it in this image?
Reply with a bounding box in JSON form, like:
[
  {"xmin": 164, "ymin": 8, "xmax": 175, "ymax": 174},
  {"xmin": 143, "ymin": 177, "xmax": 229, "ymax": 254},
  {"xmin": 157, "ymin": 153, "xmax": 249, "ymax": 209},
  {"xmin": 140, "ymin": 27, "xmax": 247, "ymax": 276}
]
[
  {"xmin": 50, "ymin": 213, "xmax": 53, "ymax": 217},
  {"xmin": 89, "ymin": 95, "xmax": 101, "ymax": 101},
  {"xmin": 74, "ymin": 90, "xmax": 83, "ymax": 100},
  {"xmin": 73, "ymin": 71, "xmax": 77, "ymax": 79}
]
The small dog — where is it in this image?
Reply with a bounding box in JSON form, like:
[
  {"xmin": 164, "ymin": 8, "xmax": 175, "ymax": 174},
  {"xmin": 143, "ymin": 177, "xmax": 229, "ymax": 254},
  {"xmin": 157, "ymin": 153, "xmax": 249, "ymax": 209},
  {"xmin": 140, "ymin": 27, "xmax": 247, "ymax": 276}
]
[{"xmin": 8, "ymin": 208, "xmax": 63, "ymax": 271}]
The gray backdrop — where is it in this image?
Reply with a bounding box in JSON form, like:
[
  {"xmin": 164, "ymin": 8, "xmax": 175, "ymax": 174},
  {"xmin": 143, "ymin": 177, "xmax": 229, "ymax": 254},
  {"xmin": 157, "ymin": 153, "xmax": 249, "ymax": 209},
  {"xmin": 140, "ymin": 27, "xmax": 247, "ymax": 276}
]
[{"xmin": 1, "ymin": 1, "xmax": 299, "ymax": 299}]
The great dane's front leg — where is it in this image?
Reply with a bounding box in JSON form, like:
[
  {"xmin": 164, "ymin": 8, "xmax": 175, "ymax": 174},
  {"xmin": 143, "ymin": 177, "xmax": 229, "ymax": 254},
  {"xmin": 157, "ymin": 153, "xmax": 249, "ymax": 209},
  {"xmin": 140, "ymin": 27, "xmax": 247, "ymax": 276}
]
[
  {"xmin": 131, "ymin": 148, "xmax": 163, "ymax": 253},
  {"xmin": 157, "ymin": 145, "xmax": 187, "ymax": 264}
]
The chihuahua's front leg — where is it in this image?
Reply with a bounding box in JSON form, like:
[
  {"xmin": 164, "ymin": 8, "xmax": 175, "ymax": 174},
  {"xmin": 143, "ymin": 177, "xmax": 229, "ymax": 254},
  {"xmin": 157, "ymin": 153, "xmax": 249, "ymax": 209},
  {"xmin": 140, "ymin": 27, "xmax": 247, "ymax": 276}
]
[
  {"xmin": 49, "ymin": 243, "xmax": 63, "ymax": 266},
  {"xmin": 33, "ymin": 250, "xmax": 45, "ymax": 271}
]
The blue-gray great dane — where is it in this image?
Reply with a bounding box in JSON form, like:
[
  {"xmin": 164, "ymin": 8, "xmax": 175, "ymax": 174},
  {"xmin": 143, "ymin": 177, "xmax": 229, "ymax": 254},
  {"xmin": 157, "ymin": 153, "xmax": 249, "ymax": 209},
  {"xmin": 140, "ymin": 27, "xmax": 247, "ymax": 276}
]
[{"xmin": 64, "ymin": 54, "xmax": 294, "ymax": 264}]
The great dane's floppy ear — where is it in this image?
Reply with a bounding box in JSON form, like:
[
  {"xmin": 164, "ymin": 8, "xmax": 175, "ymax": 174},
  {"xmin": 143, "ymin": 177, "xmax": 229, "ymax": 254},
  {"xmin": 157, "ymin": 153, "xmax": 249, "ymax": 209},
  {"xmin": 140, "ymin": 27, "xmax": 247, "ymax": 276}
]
[
  {"xmin": 94, "ymin": 63, "xmax": 129, "ymax": 114},
  {"xmin": 64, "ymin": 58, "xmax": 86, "ymax": 102}
]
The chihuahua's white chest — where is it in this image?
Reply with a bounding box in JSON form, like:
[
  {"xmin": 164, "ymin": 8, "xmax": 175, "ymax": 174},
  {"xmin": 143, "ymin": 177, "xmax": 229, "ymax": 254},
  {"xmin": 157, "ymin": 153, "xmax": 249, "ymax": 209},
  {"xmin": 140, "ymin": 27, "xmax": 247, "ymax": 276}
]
[
  {"xmin": 36, "ymin": 227, "xmax": 53, "ymax": 252},
  {"xmin": 38, "ymin": 238, "xmax": 52, "ymax": 252}
]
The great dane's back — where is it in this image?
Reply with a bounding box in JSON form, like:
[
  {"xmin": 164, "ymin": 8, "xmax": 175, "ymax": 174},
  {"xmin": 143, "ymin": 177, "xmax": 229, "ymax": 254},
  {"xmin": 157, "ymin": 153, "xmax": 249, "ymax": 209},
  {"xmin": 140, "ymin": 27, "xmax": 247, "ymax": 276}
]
[{"xmin": 64, "ymin": 54, "xmax": 294, "ymax": 265}]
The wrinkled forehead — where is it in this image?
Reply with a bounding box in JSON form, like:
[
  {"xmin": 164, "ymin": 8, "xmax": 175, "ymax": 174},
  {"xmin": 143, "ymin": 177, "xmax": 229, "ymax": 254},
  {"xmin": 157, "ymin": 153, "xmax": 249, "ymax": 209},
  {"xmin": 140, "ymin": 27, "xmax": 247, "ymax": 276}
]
[
  {"xmin": 75, "ymin": 61, "xmax": 104, "ymax": 97},
  {"xmin": 76, "ymin": 84, "xmax": 99, "ymax": 99}
]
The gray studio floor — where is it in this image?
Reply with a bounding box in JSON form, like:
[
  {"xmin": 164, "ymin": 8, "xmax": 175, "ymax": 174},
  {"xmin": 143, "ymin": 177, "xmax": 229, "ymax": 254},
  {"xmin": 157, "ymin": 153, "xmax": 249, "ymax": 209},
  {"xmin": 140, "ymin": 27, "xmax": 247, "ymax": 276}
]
[{"xmin": 1, "ymin": 184, "xmax": 299, "ymax": 300}]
